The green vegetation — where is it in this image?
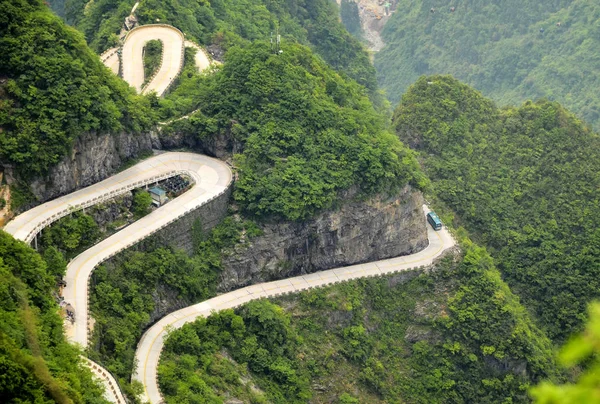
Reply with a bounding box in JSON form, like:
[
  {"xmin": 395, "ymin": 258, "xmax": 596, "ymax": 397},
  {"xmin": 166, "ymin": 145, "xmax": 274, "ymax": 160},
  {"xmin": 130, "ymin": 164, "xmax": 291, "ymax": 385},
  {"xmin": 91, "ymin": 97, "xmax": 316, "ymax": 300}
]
[
  {"xmin": 162, "ymin": 42, "xmax": 425, "ymax": 220},
  {"xmin": 393, "ymin": 75, "xmax": 600, "ymax": 342},
  {"xmin": 132, "ymin": 190, "xmax": 152, "ymax": 218},
  {"xmin": 142, "ymin": 40, "xmax": 163, "ymax": 88},
  {"xmin": 159, "ymin": 236, "xmax": 558, "ymax": 403},
  {"xmin": 88, "ymin": 216, "xmax": 261, "ymax": 394},
  {"xmin": 0, "ymin": 230, "xmax": 109, "ymax": 403},
  {"xmin": 340, "ymin": 0, "xmax": 362, "ymax": 40},
  {"xmin": 7, "ymin": 181, "xmax": 36, "ymax": 211},
  {"xmin": 376, "ymin": 0, "xmax": 600, "ymax": 129},
  {"xmin": 0, "ymin": 0, "xmax": 155, "ymax": 177},
  {"xmin": 531, "ymin": 302, "xmax": 600, "ymax": 403},
  {"xmin": 40, "ymin": 212, "xmax": 100, "ymax": 259},
  {"xmin": 160, "ymin": 299, "xmax": 310, "ymax": 403},
  {"xmin": 68, "ymin": 0, "xmax": 381, "ymax": 103}
]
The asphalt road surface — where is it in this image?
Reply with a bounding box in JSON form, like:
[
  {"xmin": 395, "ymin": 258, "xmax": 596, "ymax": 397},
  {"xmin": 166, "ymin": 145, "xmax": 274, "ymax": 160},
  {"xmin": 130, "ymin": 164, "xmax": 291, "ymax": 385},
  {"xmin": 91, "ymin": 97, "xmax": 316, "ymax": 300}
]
[
  {"xmin": 121, "ymin": 24, "xmax": 184, "ymax": 95},
  {"xmin": 4, "ymin": 152, "xmax": 232, "ymax": 403}
]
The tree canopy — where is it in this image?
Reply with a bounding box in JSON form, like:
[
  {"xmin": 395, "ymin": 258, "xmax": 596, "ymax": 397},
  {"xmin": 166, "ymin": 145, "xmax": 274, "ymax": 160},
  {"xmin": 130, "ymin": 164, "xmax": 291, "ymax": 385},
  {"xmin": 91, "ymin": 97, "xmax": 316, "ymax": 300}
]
[
  {"xmin": 159, "ymin": 236, "xmax": 558, "ymax": 403},
  {"xmin": 163, "ymin": 42, "xmax": 425, "ymax": 220},
  {"xmin": 0, "ymin": 0, "xmax": 155, "ymax": 176},
  {"xmin": 376, "ymin": 0, "xmax": 600, "ymax": 129},
  {"xmin": 394, "ymin": 75, "xmax": 600, "ymax": 342},
  {"xmin": 0, "ymin": 231, "xmax": 109, "ymax": 403},
  {"xmin": 66, "ymin": 0, "xmax": 382, "ymax": 104},
  {"xmin": 531, "ymin": 302, "xmax": 600, "ymax": 403}
]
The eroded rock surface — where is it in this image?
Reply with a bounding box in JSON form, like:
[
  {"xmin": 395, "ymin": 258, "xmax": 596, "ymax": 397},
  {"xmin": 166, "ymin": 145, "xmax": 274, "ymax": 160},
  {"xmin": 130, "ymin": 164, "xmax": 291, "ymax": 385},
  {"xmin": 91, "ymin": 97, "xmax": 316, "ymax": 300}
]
[
  {"xmin": 28, "ymin": 132, "xmax": 153, "ymax": 205},
  {"xmin": 219, "ymin": 185, "xmax": 427, "ymax": 291}
]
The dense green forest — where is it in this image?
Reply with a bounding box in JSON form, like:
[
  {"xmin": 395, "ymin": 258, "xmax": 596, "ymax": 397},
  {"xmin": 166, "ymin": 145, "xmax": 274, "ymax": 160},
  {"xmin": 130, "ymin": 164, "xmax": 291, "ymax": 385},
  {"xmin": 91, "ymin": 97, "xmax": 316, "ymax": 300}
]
[
  {"xmin": 64, "ymin": 0, "xmax": 383, "ymax": 106},
  {"xmin": 40, "ymin": 212, "xmax": 100, "ymax": 259},
  {"xmin": 0, "ymin": 231, "xmax": 109, "ymax": 403},
  {"xmin": 88, "ymin": 216, "xmax": 261, "ymax": 397},
  {"xmin": 393, "ymin": 75, "xmax": 600, "ymax": 342},
  {"xmin": 142, "ymin": 40, "xmax": 163, "ymax": 87},
  {"xmin": 0, "ymin": 0, "xmax": 154, "ymax": 177},
  {"xmin": 161, "ymin": 41, "xmax": 425, "ymax": 220},
  {"xmin": 159, "ymin": 236, "xmax": 559, "ymax": 403},
  {"xmin": 376, "ymin": 0, "xmax": 600, "ymax": 129}
]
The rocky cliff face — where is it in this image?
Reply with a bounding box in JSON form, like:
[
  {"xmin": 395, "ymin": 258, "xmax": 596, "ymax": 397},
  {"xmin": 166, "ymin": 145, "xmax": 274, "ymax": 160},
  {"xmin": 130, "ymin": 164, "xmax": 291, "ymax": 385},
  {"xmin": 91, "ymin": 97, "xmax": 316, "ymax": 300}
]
[
  {"xmin": 27, "ymin": 132, "xmax": 156, "ymax": 204},
  {"xmin": 218, "ymin": 185, "xmax": 427, "ymax": 291},
  {"xmin": 157, "ymin": 126, "xmax": 241, "ymax": 162}
]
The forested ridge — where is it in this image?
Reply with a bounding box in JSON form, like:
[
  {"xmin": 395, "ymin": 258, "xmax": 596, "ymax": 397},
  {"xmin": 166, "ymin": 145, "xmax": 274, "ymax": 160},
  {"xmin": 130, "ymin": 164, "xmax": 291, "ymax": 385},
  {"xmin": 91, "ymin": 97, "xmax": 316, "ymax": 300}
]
[
  {"xmin": 393, "ymin": 75, "xmax": 600, "ymax": 343},
  {"xmin": 0, "ymin": 0, "xmax": 154, "ymax": 177},
  {"xmin": 62, "ymin": 0, "xmax": 384, "ymax": 107},
  {"xmin": 161, "ymin": 41, "xmax": 425, "ymax": 220},
  {"xmin": 376, "ymin": 0, "xmax": 600, "ymax": 129}
]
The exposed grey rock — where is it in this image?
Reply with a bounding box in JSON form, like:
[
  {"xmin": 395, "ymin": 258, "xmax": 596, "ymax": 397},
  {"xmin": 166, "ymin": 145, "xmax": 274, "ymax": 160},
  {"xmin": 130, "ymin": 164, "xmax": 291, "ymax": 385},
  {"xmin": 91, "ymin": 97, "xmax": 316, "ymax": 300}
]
[
  {"xmin": 148, "ymin": 284, "xmax": 194, "ymax": 325},
  {"xmin": 387, "ymin": 269, "xmax": 422, "ymax": 288},
  {"xmin": 326, "ymin": 310, "xmax": 354, "ymax": 329},
  {"xmin": 28, "ymin": 131, "xmax": 153, "ymax": 205},
  {"xmin": 206, "ymin": 44, "xmax": 225, "ymax": 62},
  {"xmin": 136, "ymin": 186, "xmax": 231, "ymax": 254},
  {"xmin": 157, "ymin": 124, "xmax": 241, "ymax": 161},
  {"xmin": 218, "ymin": 185, "xmax": 428, "ymax": 291},
  {"xmin": 149, "ymin": 130, "xmax": 163, "ymax": 149},
  {"xmin": 404, "ymin": 325, "xmax": 440, "ymax": 344},
  {"xmin": 157, "ymin": 128, "xmax": 197, "ymax": 150},
  {"xmin": 484, "ymin": 356, "xmax": 528, "ymax": 377}
]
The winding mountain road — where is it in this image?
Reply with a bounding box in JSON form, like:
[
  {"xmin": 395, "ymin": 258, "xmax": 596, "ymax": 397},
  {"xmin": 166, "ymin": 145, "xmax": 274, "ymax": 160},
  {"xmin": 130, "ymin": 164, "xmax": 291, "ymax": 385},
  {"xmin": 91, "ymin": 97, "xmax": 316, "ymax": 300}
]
[
  {"xmin": 5, "ymin": 150, "xmax": 455, "ymax": 403},
  {"xmin": 184, "ymin": 40, "xmax": 213, "ymax": 71},
  {"xmin": 100, "ymin": 47, "xmax": 120, "ymax": 75},
  {"xmin": 101, "ymin": 24, "xmax": 216, "ymax": 96},
  {"xmin": 121, "ymin": 25, "xmax": 185, "ymax": 96},
  {"xmin": 4, "ymin": 152, "xmax": 232, "ymax": 403},
  {"xmin": 133, "ymin": 205, "xmax": 455, "ymax": 403}
]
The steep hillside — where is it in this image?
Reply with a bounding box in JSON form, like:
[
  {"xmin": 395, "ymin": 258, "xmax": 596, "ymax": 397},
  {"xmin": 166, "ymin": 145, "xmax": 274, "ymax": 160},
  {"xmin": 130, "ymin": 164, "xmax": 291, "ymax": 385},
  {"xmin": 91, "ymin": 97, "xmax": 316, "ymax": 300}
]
[
  {"xmin": 162, "ymin": 41, "xmax": 425, "ymax": 220},
  {"xmin": 393, "ymin": 75, "xmax": 600, "ymax": 342},
  {"xmin": 0, "ymin": 231, "xmax": 109, "ymax": 403},
  {"xmin": 0, "ymin": 0, "xmax": 154, "ymax": 179},
  {"xmin": 81, "ymin": 41, "xmax": 427, "ymax": 397},
  {"xmin": 376, "ymin": 0, "xmax": 600, "ymax": 129},
  {"xmin": 531, "ymin": 303, "xmax": 600, "ymax": 403},
  {"xmin": 158, "ymin": 238, "xmax": 558, "ymax": 403},
  {"xmin": 66, "ymin": 0, "xmax": 382, "ymax": 104}
]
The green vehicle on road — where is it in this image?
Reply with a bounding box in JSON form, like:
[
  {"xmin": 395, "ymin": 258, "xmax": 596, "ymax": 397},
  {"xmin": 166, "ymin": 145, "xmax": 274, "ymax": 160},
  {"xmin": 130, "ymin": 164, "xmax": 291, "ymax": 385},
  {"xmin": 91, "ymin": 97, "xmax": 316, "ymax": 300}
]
[{"xmin": 427, "ymin": 211, "xmax": 443, "ymax": 230}]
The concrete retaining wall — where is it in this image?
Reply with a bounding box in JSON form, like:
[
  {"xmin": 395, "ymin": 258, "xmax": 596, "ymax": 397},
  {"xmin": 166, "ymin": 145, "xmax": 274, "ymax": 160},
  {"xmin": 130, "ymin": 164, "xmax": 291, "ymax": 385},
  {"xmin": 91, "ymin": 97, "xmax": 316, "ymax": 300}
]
[{"xmin": 136, "ymin": 186, "xmax": 231, "ymax": 254}]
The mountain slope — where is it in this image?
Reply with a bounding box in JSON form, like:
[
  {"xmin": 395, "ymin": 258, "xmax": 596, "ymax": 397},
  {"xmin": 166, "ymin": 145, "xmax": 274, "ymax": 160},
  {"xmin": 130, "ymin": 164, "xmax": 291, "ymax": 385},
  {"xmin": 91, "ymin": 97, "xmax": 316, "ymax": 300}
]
[
  {"xmin": 376, "ymin": 0, "xmax": 600, "ymax": 128},
  {"xmin": 158, "ymin": 239, "xmax": 558, "ymax": 403},
  {"xmin": 0, "ymin": 0, "xmax": 154, "ymax": 177},
  {"xmin": 162, "ymin": 41, "xmax": 425, "ymax": 220},
  {"xmin": 0, "ymin": 231, "xmax": 109, "ymax": 403},
  {"xmin": 393, "ymin": 75, "xmax": 600, "ymax": 342},
  {"xmin": 67, "ymin": 0, "xmax": 382, "ymax": 105}
]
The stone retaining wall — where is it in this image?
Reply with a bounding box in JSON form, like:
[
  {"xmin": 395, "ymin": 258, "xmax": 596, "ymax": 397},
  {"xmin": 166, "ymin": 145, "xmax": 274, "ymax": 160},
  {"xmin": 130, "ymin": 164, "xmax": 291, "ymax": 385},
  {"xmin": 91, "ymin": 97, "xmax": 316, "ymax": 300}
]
[{"xmin": 135, "ymin": 185, "xmax": 232, "ymax": 254}]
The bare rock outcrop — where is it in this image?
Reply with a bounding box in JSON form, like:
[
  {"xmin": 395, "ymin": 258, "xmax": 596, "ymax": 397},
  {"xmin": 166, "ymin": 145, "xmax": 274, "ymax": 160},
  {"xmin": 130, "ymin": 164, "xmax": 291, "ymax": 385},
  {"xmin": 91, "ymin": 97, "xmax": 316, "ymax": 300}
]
[
  {"xmin": 218, "ymin": 185, "xmax": 427, "ymax": 291},
  {"xmin": 26, "ymin": 132, "xmax": 154, "ymax": 206}
]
